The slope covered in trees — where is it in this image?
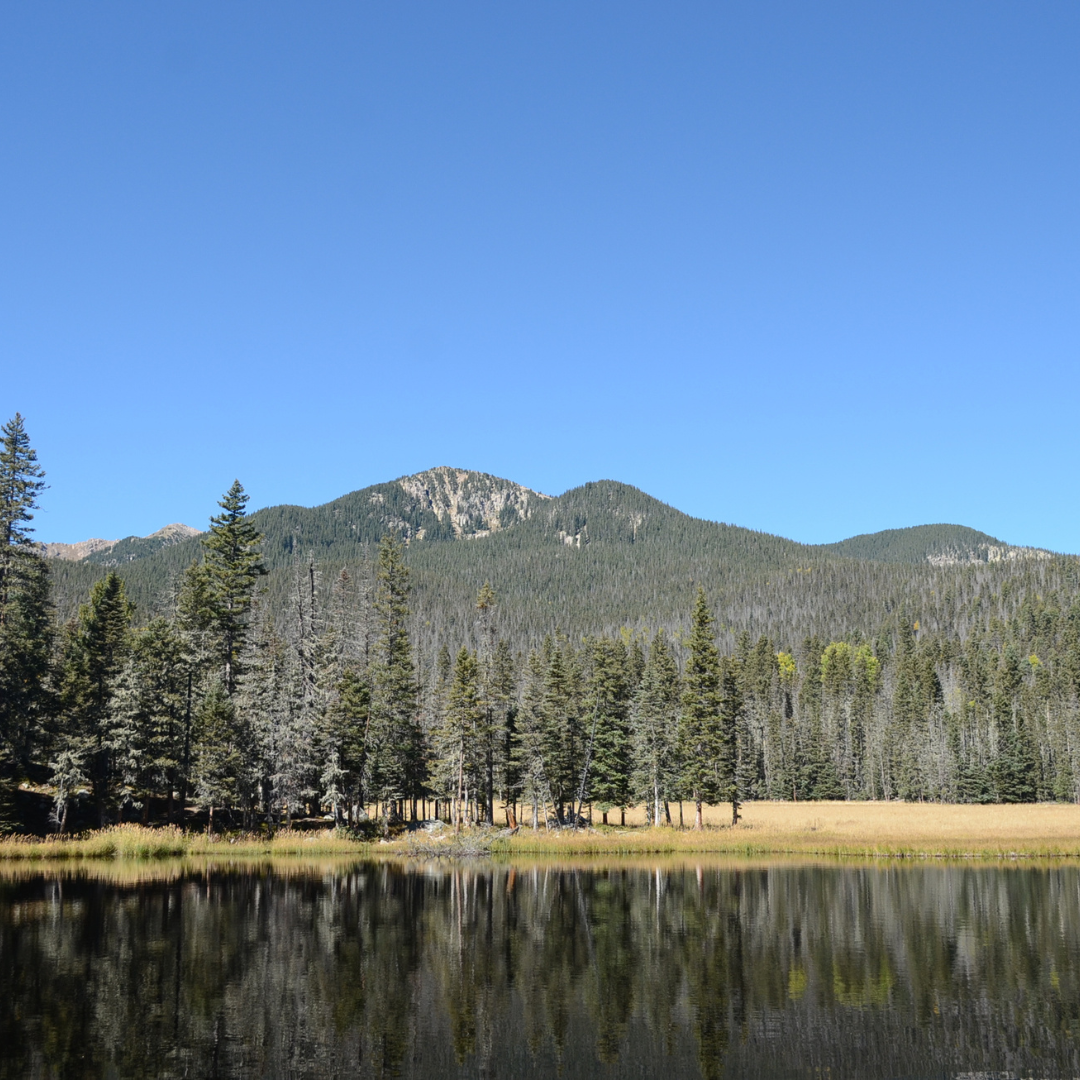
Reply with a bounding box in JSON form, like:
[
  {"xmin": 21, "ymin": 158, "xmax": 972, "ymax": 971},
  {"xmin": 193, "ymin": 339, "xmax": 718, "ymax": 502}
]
[
  {"xmin": 815, "ymin": 523, "xmax": 1052, "ymax": 565},
  {"xmin": 7, "ymin": 432, "xmax": 1080, "ymax": 835},
  {"xmin": 43, "ymin": 471, "xmax": 1064, "ymax": 658}
]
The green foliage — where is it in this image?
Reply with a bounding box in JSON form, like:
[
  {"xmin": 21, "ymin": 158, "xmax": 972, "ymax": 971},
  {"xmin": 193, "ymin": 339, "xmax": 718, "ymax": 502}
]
[
  {"xmin": 0, "ymin": 414, "xmax": 52, "ymax": 775},
  {"xmin": 55, "ymin": 572, "xmax": 134, "ymax": 826},
  {"xmin": 587, "ymin": 636, "xmax": 632, "ymax": 815},
  {"xmin": 202, "ymin": 480, "xmax": 266, "ymax": 694},
  {"xmin": 680, "ymin": 589, "xmax": 724, "ymax": 822}
]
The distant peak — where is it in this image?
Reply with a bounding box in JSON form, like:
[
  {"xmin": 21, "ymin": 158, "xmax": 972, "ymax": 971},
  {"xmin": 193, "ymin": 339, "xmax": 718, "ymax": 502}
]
[
  {"xmin": 146, "ymin": 523, "xmax": 201, "ymax": 540},
  {"xmin": 42, "ymin": 522, "xmax": 202, "ymax": 562},
  {"xmin": 392, "ymin": 467, "xmax": 551, "ymax": 539}
]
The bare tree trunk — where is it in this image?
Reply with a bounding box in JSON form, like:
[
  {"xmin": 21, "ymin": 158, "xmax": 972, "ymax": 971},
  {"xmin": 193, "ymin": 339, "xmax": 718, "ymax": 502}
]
[{"xmin": 695, "ymin": 799, "xmax": 703, "ymax": 829}]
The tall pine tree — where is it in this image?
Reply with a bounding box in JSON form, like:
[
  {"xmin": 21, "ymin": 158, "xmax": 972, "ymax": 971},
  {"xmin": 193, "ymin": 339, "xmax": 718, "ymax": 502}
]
[
  {"xmin": 0, "ymin": 414, "xmax": 53, "ymax": 780},
  {"xmin": 202, "ymin": 481, "xmax": 266, "ymax": 694},
  {"xmin": 680, "ymin": 588, "xmax": 724, "ymax": 828}
]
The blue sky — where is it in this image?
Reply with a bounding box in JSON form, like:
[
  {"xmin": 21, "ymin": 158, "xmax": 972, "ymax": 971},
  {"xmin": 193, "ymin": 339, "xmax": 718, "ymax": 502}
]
[{"xmin": 3, "ymin": 2, "xmax": 1079, "ymax": 550}]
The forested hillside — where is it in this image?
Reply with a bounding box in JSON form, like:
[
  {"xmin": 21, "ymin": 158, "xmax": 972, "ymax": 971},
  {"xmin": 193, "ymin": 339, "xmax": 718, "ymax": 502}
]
[
  {"xmin": 44, "ymin": 469, "xmax": 1062, "ymax": 657},
  {"xmin": 6, "ymin": 422, "xmax": 1080, "ymax": 838},
  {"xmin": 816, "ymin": 523, "xmax": 1052, "ymax": 566}
]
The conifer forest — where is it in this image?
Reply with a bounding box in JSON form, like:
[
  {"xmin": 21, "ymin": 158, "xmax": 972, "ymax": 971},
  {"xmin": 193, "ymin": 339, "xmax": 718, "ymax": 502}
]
[{"xmin": 3, "ymin": 412, "xmax": 1080, "ymax": 835}]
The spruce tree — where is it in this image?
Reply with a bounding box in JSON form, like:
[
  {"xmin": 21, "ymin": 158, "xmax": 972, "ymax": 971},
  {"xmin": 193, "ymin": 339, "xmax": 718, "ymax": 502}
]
[
  {"xmin": 369, "ymin": 534, "xmax": 421, "ymax": 826},
  {"xmin": 193, "ymin": 682, "xmax": 242, "ymax": 832},
  {"xmin": 0, "ymin": 413, "xmax": 46, "ymax": 621},
  {"xmin": 586, "ymin": 637, "xmax": 632, "ymax": 824},
  {"xmin": 631, "ymin": 629, "xmax": 681, "ymax": 826},
  {"xmin": 202, "ymin": 481, "xmax": 266, "ymax": 694},
  {"xmin": 436, "ymin": 647, "xmax": 483, "ymax": 830},
  {"xmin": 109, "ymin": 617, "xmax": 188, "ymax": 821},
  {"xmin": 0, "ymin": 413, "xmax": 53, "ymax": 778},
  {"xmin": 56, "ymin": 572, "xmax": 133, "ymax": 825},
  {"xmin": 680, "ymin": 588, "xmax": 723, "ymax": 828},
  {"xmin": 541, "ymin": 638, "xmax": 584, "ymax": 824},
  {"xmin": 514, "ymin": 645, "xmax": 552, "ymax": 828},
  {"xmin": 719, "ymin": 658, "xmax": 746, "ymax": 824}
]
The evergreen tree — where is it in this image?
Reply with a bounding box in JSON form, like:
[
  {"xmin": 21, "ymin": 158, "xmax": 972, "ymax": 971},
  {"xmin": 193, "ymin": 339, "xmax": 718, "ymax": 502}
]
[
  {"xmin": 0, "ymin": 413, "xmax": 46, "ymax": 622},
  {"xmin": 369, "ymin": 534, "xmax": 421, "ymax": 825},
  {"xmin": 202, "ymin": 480, "xmax": 266, "ymax": 694},
  {"xmin": 631, "ymin": 629, "xmax": 681, "ymax": 826},
  {"xmin": 474, "ymin": 583, "xmax": 501, "ymax": 824},
  {"xmin": 541, "ymin": 638, "xmax": 584, "ymax": 825},
  {"xmin": 56, "ymin": 572, "xmax": 133, "ymax": 825},
  {"xmin": 587, "ymin": 637, "xmax": 632, "ymax": 824},
  {"xmin": 489, "ymin": 638, "xmax": 518, "ymax": 824},
  {"xmin": 0, "ymin": 414, "xmax": 52, "ymax": 777},
  {"xmin": 680, "ymin": 589, "xmax": 724, "ymax": 828},
  {"xmin": 514, "ymin": 641, "xmax": 554, "ymax": 828},
  {"xmin": 109, "ymin": 617, "xmax": 189, "ymax": 821},
  {"xmin": 193, "ymin": 682, "xmax": 242, "ymax": 832},
  {"xmin": 436, "ymin": 647, "xmax": 483, "ymax": 830},
  {"xmin": 719, "ymin": 658, "xmax": 746, "ymax": 824}
]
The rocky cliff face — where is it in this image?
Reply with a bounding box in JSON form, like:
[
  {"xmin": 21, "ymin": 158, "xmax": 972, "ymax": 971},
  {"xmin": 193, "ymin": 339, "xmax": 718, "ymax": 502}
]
[
  {"xmin": 39, "ymin": 537, "xmax": 119, "ymax": 561},
  {"xmin": 40, "ymin": 523, "xmax": 201, "ymax": 563},
  {"xmin": 926, "ymin": 543, "xmax": 1053, "ymax": 566},
  {"xmin": 394, "ymin": 467, "xmax": 550, "ymax": 539}
]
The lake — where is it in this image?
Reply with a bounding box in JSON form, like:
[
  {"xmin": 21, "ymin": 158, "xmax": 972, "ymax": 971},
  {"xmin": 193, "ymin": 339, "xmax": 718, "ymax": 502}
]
[{"xmin": 1, "ymin": 857, "xmax": 1078, "ymax": 1078}]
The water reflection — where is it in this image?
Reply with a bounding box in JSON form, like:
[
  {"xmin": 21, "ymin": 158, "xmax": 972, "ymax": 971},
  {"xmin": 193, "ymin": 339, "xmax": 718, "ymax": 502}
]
[{"xmin": 2, "ymin": 858, "xmax": 1079, "ymax": 1079}]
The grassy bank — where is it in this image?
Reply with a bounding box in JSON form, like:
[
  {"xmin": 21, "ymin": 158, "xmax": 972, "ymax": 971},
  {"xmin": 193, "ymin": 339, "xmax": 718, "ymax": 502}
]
[
  {"xmin": 4, "ymin": 802, "xmax": 1080, "ymax": 862},
  {"xmin": 0, "ymin": 824, "xmax": 370, "ymax": 861}
]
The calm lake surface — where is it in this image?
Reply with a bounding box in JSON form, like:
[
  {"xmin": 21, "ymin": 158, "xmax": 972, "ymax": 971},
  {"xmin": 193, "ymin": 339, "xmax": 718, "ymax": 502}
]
[{"xmin": 2, "ymin": 857, "xmax": 1079, "ymax": 1079}]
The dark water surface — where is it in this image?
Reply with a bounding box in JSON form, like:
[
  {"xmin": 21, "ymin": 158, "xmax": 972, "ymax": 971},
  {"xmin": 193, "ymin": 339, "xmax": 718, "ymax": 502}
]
[{"xmin": 2, "ymin": 857, "xmax": 1079, "ymax": 1079}]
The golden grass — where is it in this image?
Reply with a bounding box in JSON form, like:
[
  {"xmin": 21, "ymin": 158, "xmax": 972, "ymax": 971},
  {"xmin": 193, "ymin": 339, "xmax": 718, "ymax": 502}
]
[
  {"xmin": 0, "ymin": 824, "xmax": 373, "ymax": 862},
  {"xmin": 4, "ymin": 802, "xmax": 1080, "ymax": 863},
  {"xmin": 495, "ymin": 801, "xmax": 1080, "ymax": 858}
]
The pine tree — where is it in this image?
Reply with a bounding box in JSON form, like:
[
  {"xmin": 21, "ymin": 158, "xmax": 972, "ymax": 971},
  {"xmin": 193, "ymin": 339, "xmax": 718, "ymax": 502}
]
[
  {"xmin": 331, "ymin": 666, "xmax": 371, "ymax": 821},
  {"xmin": 719, "ymin": 658, "xmax": 746, "ymax": 824},
  {"xmin": 680, "ymin": 589, "xmax": 724, "ymax": 828},
  {"xmin": 0, "ymin": 413, "xmax": 53, "ymax": 777},
  {"xmin": 0, "ymin": 413, "xmax": 47, "ymax": 622},
  {"xmin": 587, "ymin": 637, "xmax": 632, "ymax": 824},
  {"xmin": 514, "ymin": 641, "xmax": 554, "ymax": 828},
  {"xmin": 631, "ymin": 629, "xmax": 681, "ymax": 826},
  {"xmin": 489, "ymin": 638, "xmax": 517, "ymax": 825},
  {"xmin": 193, "ymin": 682, "xmax": 242, "ymax": 832},
  {"xmin": 369, "ymin": 534, "xmax": 421, "ymax": 826},
  {"xmin": 541, "ymin": 638, "xmax": 584, "ymax": 825},
  {"xmin": 202, "ymin": 480, "xmax": 266, "ymax": 694},
  {"xmin": 108, "ymin": 617, "xmax": 188, "ymax": 821},
  {"xmin": 436, "ymin": 647, "xmax": 483, "ymax": 830},
  {"xmin": 474, "ymin": 583, "xmax": 501, "ymax": 824},
  {"xmin": 56, "ymin": 572, "xmax": 133, "ymax": 826}
]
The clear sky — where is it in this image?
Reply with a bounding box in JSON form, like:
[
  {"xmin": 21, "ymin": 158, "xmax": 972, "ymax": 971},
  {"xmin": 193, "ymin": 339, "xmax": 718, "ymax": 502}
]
[{"xmin": 3, "ymin": 2, "xmax": 1079, "ymax": 550}]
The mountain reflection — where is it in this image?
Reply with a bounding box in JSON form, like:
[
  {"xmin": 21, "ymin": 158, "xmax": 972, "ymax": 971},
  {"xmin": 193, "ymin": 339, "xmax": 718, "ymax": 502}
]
[{"xmin": 2, "ymin": 859, "xmax": 1079, "ymax": 1079}]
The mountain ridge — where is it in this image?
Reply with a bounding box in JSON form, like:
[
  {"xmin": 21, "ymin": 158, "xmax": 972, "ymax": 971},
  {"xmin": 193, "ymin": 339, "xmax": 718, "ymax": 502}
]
[{"xmin": 40, "ymin": 468, "xmax": 1056, "ymax": 567}]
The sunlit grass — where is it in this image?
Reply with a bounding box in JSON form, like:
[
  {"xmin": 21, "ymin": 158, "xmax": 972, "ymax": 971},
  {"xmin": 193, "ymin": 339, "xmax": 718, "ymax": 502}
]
[
  {"xmin": 3, "ymin": 802, "xmax": 1080, "ymax": 862},
  {"xmin": 0, "ymin": 823, "xmax": 373, "ymax": 861}
]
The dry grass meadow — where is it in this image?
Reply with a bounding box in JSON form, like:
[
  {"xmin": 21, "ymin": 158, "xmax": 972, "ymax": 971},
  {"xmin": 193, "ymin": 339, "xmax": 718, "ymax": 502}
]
[
  {"xmin": 498, "ymin": 800, "xmax": 1080, "ymax": 858},
  {"xmin": 4, "ymin": 801, "xmax": 1080, "ymax": 861}
]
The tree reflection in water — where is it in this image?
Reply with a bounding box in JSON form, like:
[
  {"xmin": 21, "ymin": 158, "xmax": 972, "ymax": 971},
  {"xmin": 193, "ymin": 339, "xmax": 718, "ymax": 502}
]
[{"xmin": 1, "ymin": 858, "xmax": 1079, "ymax": 1079}]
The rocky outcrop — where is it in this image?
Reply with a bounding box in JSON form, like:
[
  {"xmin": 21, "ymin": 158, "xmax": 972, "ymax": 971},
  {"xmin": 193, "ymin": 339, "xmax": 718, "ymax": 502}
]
[
  {"xmin": 40, "ymin": 523, "xmax": 201, "ymax": 562},
  {"xmin": 39, "ymin": 537, "xmax": 119, "ymax": 561},
  {"xmin": 926, "ymin": 544, "xmax": 1053, "ymax": 566},
  {"xmin": 396, "ymin": 467, "xmax": 550, "ymax": 539}
]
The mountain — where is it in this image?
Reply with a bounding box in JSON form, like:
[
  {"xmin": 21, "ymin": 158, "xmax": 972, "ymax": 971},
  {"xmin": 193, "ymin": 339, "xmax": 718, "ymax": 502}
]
[
  {"xmin": 41, "ymin": 469, "xmax": 1073, "ymax": 653},
  {"xmin": 815, "ymin": 524, "xmax": 1053, "ymax": 565},
  {"xmin": 41, "ymin": 523, "xmax": 201, "ymax": 565}
]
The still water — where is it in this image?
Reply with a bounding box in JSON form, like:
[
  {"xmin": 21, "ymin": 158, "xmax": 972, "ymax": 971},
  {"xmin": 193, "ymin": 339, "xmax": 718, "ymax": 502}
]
[{"xmin": 1, "ymin": 857, "xmax": 1079, "ymax": 1079}]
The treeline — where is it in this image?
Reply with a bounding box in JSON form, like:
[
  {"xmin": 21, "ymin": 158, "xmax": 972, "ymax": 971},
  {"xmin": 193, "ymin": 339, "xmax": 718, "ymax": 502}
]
[{"xmin": 2, "ymin": 414, "xmax": 1079, "ymax": 834}]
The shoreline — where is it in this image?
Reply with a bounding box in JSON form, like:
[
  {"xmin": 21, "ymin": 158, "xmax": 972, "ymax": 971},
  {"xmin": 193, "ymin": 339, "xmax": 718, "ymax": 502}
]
[{"xmin": 4, "ymin": 801, "xmax": 1080, "ymax": 862}]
